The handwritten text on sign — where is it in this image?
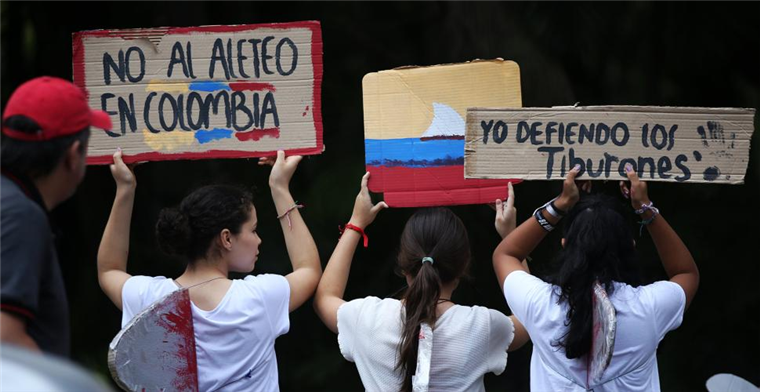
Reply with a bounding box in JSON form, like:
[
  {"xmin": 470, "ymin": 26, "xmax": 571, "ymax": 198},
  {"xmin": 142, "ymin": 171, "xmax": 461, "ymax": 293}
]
[
  {"xmin": 464, "ymin": 106, "xmax": 755, "ymax": 184},
  {"xmin": 73, "ymin": 22, "xmax": 323, "ymax": 164}
]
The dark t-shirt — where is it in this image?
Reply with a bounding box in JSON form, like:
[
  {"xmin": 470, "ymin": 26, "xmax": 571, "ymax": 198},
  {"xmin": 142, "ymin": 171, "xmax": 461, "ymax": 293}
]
[{"xmin": 1, "ymin": 174, "xmax": 70, "ymax": 356}]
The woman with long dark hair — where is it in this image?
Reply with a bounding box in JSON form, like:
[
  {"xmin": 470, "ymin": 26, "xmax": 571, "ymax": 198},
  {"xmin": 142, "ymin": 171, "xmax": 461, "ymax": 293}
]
[
  {"xmin": 314, "ymin": 173, "xmax": 528, "ymax": 392},
  {"xmin": 493, "ymin": 164, "xmax": 699, "ymax": 391},
  {"xmin": 97, "ymin": 150, "xmax": 321, "ymax": 391}
]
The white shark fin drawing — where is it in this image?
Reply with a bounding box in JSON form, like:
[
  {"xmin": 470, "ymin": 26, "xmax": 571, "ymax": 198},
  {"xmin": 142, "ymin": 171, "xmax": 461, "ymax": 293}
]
[{"xmin": 420, "ymin": 103, "xmax": 465, "ymax": 139}]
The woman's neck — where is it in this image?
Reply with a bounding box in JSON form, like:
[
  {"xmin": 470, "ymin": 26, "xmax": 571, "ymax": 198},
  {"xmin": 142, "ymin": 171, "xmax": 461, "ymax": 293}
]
[{"xmin": 177, "ymin": 260, "xmax": 228, "ymax": 285}]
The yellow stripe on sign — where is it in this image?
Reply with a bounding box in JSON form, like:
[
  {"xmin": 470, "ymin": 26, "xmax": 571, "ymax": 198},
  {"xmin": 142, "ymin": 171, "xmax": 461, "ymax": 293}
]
[
  {"xmin": 142, "ymin": 129, "xmax": 195, "ymax": 151},
  {"xmin": 145, "ymin": 79, "xmax": 189, "ymax": 93}
]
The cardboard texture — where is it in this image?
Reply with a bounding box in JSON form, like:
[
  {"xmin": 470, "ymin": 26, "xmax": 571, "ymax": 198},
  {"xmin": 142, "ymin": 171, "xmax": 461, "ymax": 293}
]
[
  {"xmin": 73, "ymin": 22, "xmax": 323, "ymax": 164},
  {"xmin": 363, "ymin": 60, "xmax": 522, "ymax": 207},
  {"xmin": 465, "ymin": 106, "xmax": 756, "ymax": 184}
]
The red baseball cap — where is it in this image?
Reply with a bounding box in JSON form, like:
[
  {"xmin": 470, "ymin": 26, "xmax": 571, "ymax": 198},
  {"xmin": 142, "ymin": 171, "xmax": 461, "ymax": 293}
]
[{"xmin": 2, "ymin": 76, "xmax": 112, "ymax": 141}]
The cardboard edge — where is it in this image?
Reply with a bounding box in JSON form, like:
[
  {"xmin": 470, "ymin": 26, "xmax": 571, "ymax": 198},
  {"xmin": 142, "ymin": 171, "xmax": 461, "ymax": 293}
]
[
  {"xmin": 74, "ymin": 21, "xmax": 322, "ymax": 38},
  {"xmin": 467, "ymin": 106, "xmax": 757, "ymax": 115}
]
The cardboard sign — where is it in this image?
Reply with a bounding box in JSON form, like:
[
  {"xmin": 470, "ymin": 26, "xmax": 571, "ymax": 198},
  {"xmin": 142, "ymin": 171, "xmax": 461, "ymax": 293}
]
[
  {"xmin": 73, "ymin": 22, "xmax": 323, "ymax": 164},
  {"xmin": 109, "ymin": 289, "xmax": 198, "ymax": 392},
  {"xmin": 363, "ymin": 60, "xmax": 522, "ymax": 207},
  {"xmin": 465, "ymin": 106, "xmax": 756, "ymax": 183}
]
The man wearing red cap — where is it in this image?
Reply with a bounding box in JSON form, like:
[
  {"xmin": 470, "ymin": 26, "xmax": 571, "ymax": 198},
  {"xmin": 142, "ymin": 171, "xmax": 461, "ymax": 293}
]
[{"xmin": 0, "ymin": 76, "xmax": 112, "ymax": 356}]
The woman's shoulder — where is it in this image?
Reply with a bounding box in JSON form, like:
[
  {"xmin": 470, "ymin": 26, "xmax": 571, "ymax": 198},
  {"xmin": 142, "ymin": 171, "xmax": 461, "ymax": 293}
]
[
  {"xmin": 339, "ymin": 296, "xmax": 402, "ymax": 319},
  {"xmin": 346, "ymin": 296, "xmax": 401, "ymax": 310},
  {"xmin": 125, "ymin": 275, "xmax": 173, "ymax": 292},
  {"xmin": 239, "ymin": 274, "xmax": 289, "ymax": 288},
  {"xmin": 441, "ymin": 305, "xmax": 512, "ymax": 325}
]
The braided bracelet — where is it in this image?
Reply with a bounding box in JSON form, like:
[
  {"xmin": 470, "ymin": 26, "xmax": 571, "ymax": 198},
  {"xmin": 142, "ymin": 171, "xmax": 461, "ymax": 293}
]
[
  {"xmin": 634, "ymin": 201, "xmax": 659, "ymax": 215},
  {"xmin": 636, "ymin": 201, "xmax": 660, "ymax": 235},
  {"xmin": 277, "ymin": 201, "xmax": 304, "ymax": 229}
]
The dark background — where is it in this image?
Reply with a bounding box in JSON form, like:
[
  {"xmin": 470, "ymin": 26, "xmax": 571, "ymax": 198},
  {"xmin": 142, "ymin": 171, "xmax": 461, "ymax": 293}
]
[{"xmin": 2, "ymin": 2, "xmax": 759, "ymax": 391}]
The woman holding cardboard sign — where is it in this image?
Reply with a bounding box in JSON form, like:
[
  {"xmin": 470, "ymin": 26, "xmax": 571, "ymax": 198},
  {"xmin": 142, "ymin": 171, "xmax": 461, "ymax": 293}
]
[
  {"xmin": 314, "ymin": 173, "xmax": 529, "ymax": 392},
  {"xmin": 493, "ymin": 164, "xmax": 699, "ymax": 391},
  {"xmin": 97, "ymin": 150, "xmax": 321, "ymax": 391}
]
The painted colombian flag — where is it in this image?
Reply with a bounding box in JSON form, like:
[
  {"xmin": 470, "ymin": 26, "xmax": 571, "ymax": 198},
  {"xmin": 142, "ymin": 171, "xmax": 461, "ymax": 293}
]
[
  {"xmin": 184, "ymin": 80, "xmax": 280, "ymax": 144},
  {"xmin": 365, "ymin": 103, "xmax": 516, "ymax": 207}
]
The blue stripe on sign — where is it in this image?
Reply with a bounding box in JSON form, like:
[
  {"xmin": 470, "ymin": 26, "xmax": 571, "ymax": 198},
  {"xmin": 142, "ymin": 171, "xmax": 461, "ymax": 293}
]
[
  {"xmin": 364, "ymin": 138, "xmax": 464, "ymax": 167},
  {"xmin": 189, "ymin": 81, "xmax": 231, "ymax": 92},
  {"xmin": 195, "ymin": 128, "xmax": 233, "ymax": 144}
]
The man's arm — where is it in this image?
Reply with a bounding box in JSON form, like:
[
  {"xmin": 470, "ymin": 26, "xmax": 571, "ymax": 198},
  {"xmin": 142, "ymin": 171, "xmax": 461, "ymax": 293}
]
[{"xmin": 0, "ymin": 312, "xmax": 40, "ymax": 351}]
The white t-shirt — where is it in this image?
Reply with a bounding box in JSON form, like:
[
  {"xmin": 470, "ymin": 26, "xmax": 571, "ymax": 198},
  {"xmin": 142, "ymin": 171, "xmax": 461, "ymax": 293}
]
[
  {"xmin": 503, "ymin": 271, "xmax": 686, "ymax": 392},
  {"xmin": 121, "ymin": 274, "xmax": 290, "ymax": 392},
  {"xmin": 337, "ymin": 296, "xmax": 514, "ymax": 392}
]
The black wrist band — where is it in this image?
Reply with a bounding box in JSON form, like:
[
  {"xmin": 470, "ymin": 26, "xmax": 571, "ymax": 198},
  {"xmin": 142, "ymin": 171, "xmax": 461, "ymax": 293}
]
[{"xmin": 533, "ymin": 208, "xmax": 555, "ymax": 232}]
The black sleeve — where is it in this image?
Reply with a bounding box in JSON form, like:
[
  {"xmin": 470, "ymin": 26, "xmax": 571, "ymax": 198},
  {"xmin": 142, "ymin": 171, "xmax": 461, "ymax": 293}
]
[{"xmin": 1, "ymin": 205, "xmax": 49, "ymax": 320}]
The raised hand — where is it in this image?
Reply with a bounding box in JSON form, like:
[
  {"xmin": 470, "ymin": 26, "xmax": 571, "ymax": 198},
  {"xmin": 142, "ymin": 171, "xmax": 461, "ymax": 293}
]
[
  {"xmin": 110, "ymin": 149, "xmax": 136, "ymax": 190},
  {"xmin": 348, "ymin": 172, "xmax": 388, "ymax": 229},
  {"xmin": 555, "ymin": 165, "xmax": 582, "ymax": 211},
  {"xmin": 495, "ymin": 182, "xmax": 517, "ymax": 239},
  {"xmin": 619, "ymin": 163, "xmax": 651, "ymax": 209},
  {"xmin": 260, "ymin": 150, "xmax": 303, "ymax": 191}
]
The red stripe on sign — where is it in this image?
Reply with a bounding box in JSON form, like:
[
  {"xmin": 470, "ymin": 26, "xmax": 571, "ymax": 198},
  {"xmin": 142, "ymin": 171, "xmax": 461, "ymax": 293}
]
[
  {"xmin": 364, "ymin": 165, "xmax": 520, "ymax": 208},
  {"xmin": 1, "ymin": 304, "xmax": 35, "ymax": 320},
  {"xmin": 309, "ymin": 22, "xmax": 324, "ymax": 158},
  {"xmin": 383, "ymin": 187, "xmax": 511, "ymax": 208},
  {"xmin": 71, "ymin": 32, "xmax": 87, "ymax": 97},
  {"xmin": 86, "ymin": 146, "xmax": 320, "ymax": 165},
  {"xmin": 234, "ymin": 128, "xmax": 280, "ymax": 141},
  {"xmin": 229, "ymin": 82, "xmax": 276, "ymax": 92}
]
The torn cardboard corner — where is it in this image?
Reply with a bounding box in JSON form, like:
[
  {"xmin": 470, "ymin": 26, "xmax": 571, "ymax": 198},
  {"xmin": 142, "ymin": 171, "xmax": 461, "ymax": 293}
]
[
  {"xmin": 73, "ymin": 22, "xmax": 324, "ymax": 165},
  {"xmin": 465, "ymin": 106, "xmax": 756, "ymax": 184},
  {"xmin": 362, "ymin": 59, "xmax": 523, "ymax": 207}
]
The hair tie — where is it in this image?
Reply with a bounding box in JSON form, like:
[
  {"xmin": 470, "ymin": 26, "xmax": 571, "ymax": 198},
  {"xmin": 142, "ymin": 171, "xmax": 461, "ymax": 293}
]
[{"xmin": 421, "ymin": 257, "xmax": 434, "ymax": 265}]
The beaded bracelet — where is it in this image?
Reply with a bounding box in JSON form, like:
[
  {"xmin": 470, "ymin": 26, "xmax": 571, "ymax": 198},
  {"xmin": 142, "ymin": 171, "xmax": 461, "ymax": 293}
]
[{"xmin": 276, "ymin": 201, "xmax": 304, "ymax": 229}]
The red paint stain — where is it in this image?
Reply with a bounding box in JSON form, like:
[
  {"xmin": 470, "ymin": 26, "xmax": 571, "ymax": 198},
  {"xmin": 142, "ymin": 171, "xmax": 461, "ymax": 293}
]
[
  {"xmin": 302, "ymin": 105, "xmax": 310, "ymax": 116},
  {"xmin": 154, "ymin": 290, "xmax": 199, "ymax": 391},
  {"xmin": 229, "ymin": 82, "xmax": 276, "ymax": 92},
  {"xmin": 235, "ymin": 128, "xmax": 280, "ymax": 141}
]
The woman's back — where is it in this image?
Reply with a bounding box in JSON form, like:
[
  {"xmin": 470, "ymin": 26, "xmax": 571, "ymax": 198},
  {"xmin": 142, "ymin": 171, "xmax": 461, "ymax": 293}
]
[
  {"xmin": 337, "ymin": 297, "xmax": 514, "ymax": 392},
  {"xmin": 504, "ymin": 271, "xmax": 686, "ymax": 391},
  {"xmin": 120, "ymin": 274, "xmax": 291, "ymax": 392}
]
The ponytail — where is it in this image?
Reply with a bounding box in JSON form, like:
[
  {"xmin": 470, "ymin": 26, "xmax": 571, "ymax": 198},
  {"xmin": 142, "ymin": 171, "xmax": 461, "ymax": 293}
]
[
  {"xmin": 397, "ymin": 261, "xmax": 441, "ymax": 392},
  {"xmin": 395, "ymin": 208, "xmax": 470, "ymax": 392}
]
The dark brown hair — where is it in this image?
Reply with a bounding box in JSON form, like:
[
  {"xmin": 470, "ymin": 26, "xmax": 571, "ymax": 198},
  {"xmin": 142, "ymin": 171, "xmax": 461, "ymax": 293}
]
[
  {"xmin": 395, "ymin": 208, "xmax": 470, "ymax": 392},
  {"xmin": 155, "ymin": 184, "xmax": 253, "ymax": 263}
]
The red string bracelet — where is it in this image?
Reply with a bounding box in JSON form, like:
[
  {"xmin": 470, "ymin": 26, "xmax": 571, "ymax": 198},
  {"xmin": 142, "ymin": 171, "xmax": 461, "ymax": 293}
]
[{"xmin": 340, "ymin": 223, "xmax": 368, "ymax": 247}]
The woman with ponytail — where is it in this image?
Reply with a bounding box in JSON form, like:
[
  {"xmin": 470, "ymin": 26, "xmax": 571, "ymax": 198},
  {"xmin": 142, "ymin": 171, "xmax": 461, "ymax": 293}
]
[
  {"xmin": 97, "ymin": 150, "xmax": 321, "ymax": 391},
  {"xmin": 314, "ymin": 173, "xmax": 529, "ymax": 392},
  {"xmin": 494, "ymin": 164, "xmax": 699, "ymax": 391}
]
